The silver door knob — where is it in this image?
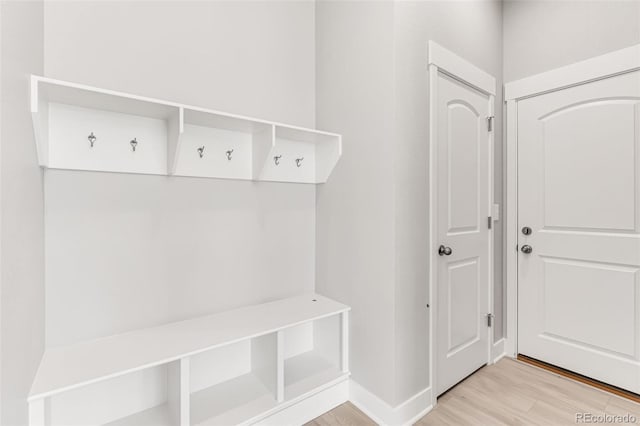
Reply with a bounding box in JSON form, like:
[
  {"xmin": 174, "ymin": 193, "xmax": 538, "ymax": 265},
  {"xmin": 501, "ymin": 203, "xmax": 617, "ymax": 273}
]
[
  {"xmin": 521, "ymin": 245, "xmax": 533, "ymax": 254},
  {"xmin": 438, "ymin": 245, "xmax": 452, "ymax": 256}
]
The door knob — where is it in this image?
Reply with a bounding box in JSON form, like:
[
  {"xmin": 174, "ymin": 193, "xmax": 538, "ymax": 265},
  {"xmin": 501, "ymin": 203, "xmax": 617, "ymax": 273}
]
[
  {"xmin": 521, "ymin": 245, "xmax": 533, "ymax": 254},
  {"xmin": 438, "ymin": 245, "xmax": 452, "ymax": 256}
]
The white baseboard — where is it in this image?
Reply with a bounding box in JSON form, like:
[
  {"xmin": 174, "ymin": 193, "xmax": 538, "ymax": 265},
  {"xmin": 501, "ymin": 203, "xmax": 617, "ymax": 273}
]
[
  {"xmin": 257, "ymin": 380, "xmax": 349, "ymax": 426},
  {"xmin": 256, "ymin": 377, "xmax": 433, "ymax": 426},
  {"xmin": 492, "ymin": 338, "xmax": 506, "ymax": 364},
  {"xmin": 349, "ymin": 380, "xmax": 433, "ymax": 426}
]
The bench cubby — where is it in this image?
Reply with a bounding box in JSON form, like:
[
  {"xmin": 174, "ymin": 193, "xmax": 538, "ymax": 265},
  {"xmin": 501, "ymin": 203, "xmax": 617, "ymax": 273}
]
[{"xmin": 28, "ymin": 295, "xmax": 349, "ymax": 426}]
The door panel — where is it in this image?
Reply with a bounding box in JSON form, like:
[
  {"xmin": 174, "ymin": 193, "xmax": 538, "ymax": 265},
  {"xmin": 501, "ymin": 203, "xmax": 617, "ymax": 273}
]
[
  {"xmin": 541, "ymin": 257, "xmax": 637, "ymax": 358},
  {"xmin": 447, "ymin": 258, "xmax": 480, "ymax": 355},
  {"xmin": 542, "ymin": 101, "xmax": 637, "ymax": 231},
  {"xmin": 517, "ymin": 70, "xmax": 640, "ymax": 393},
  {"xmin": 436, "ymin": 72, "xmax": 490, "ymax": 396},
  {"xmin": 448, "ymin": 102, "xmax": 480, "ymax": 233}
]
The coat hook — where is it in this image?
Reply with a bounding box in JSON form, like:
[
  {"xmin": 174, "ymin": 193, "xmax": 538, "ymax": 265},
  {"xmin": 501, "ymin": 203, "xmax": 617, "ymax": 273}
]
[
  {"xmin": 274, "ymin": 155, "xmax": 282, "ymax": 166},
  {"xmin": 130, "ymin": 138, "xmax": 138, "ymax": 152},
  {"xmin": 197, "ymin": 146, "xmax": 205, "ymax": 158},
  {"xmin": 88, "ymin": 132, "xmax": 97, "ymax": 148},
  {"xmin": 226, "ymin": 149, "xmax": 234, "ymax": 161},
  {"xmin": 296, "ymin": 157, "xmax": 304, "ymax": 168}
]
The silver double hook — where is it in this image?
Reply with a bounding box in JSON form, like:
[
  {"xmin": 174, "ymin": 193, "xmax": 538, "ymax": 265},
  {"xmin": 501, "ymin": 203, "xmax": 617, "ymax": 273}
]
[
  {"xmin": 295, "ymin": 157, "xmax": 304, "ymax": 168},
  {"xmin": 274, "ymin": 155, "xmax": 282, "ymax": 166},
  {"xmin": 226, "ymin": 149, "xmax": 234, "ymax": 161},
  {"xmin": 88, "ymin": 132, "xmax": 97, "ymax": 148},
  {"xmin": 197, "ymin": 146, "xmax": 205, "ymax": 158}
]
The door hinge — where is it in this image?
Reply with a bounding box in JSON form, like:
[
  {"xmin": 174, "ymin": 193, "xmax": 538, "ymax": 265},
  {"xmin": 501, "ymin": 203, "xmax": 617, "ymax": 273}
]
[
  {"xmin": 487, "ymin": 313, "xmax": 494, "ymax": 327},
  {"xmin": 488, "ymin": 216, "xmax": 492, "ymax": 229},
  {"xmin": 487, "ymin": 116, "xmax": 495, "ymax": 132}
]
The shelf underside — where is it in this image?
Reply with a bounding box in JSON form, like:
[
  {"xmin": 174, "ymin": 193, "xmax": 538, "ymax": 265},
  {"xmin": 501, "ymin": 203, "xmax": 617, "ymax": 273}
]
[{"xmin": 39, "ymin": 81, "xmax": 177, "ymax": 121}]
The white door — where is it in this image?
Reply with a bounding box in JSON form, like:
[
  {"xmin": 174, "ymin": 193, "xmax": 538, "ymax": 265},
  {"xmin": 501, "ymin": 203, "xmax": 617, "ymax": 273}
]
[
  {"xmin": 518, "ymin": 70, "xmax": 640, "ymax": 393},
  {"xmin": 436, "ymin": 72, "xmax": 491, "ymax": 395}
]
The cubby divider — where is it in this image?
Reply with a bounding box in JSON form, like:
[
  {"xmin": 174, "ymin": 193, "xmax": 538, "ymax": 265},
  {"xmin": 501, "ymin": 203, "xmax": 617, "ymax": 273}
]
[{"xmin": 189, "ymin": 335, "xmax": 279, "ymax": 426}]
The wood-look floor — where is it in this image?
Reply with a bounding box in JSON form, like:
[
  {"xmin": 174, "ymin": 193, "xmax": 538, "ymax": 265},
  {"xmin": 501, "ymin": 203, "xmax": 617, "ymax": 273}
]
[{"xmin": 307, "ymin": 358, "xmax": 640, "ymax": 425}]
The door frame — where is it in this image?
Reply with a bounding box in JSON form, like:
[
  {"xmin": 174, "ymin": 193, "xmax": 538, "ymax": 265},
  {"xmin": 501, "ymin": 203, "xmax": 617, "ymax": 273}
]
[
  {"xmin": 427, "ymin": 41, "xmax": 496, "ymax": 405},
  {"xmin": 503, "ymin": 43, "xmax": 640, "ymax": 358}
]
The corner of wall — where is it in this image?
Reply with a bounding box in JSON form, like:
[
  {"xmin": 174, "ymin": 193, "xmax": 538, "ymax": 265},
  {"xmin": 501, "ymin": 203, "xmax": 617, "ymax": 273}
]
[
  {"xmin": 314, "ymin": 0, "xmax": 398, "ymax": 408},
  {"xmin": 0, "ymin": 0, "xmax": 46, "ymax": 424},
  {"xmin": 349, "ymin": 379, "xmax": 433, "ymax": 426}
]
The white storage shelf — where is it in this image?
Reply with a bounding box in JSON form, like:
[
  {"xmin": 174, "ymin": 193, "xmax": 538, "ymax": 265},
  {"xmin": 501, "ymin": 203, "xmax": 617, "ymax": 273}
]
[
  {"xmin": 31, "ymin": 76, "xmax": 342, "ymax": 184},
  {"xmin": 28, "ymin": 294, "xmax": 350, "ymax": 426}
]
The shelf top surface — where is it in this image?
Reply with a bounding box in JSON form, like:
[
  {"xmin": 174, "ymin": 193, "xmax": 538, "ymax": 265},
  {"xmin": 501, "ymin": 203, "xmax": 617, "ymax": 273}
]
[
  {"xmin": 29, "ymin": 293, "xmax": 349, "ymax": 401},
  {"xmin": 32, "ymin": 75, "xmax": 341, "ymax": 139}
]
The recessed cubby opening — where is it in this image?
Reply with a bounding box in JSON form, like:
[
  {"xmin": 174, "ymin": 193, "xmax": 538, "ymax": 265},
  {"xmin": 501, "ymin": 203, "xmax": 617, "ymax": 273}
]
[
  {"xmin": 174, "ymin": 109, "xmax": 273, "ymax": 180},
  {"xmin": 47, "ymin": 103, "xmax": 172, "ymax": 175},
  {"xmin": 283, "ymin": 315, "xmax": 344, "ymax": 400},
  {"xmin": 42, "ymin": 362, "xmax": 180, "ymax": 426},
  {"xmin": 259, "ymin": 126, "xmax": 341, "ymax": 184},
  {"xmin": 34, "ymin": 79, "xmax": 179, "ymax": 175},
  {"xmin": 189, "ymin": 335, "xmax": 278, "ymax": 426}
]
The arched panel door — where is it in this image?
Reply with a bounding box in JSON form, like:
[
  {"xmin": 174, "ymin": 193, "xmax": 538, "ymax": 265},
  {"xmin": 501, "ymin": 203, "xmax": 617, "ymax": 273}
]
[
  {"xmin": 517, "ymin": 70, "xmax": 640, "ymax": 393},
  {"xmin": 436, "ymin": 72, "xmax": 491, "ymax": 395}
]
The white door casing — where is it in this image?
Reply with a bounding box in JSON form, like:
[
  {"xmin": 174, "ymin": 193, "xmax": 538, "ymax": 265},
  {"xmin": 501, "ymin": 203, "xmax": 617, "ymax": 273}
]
[
  {"xmin": 517, "ymin": 70, "xmax": 640, "ymax": 393},
  {"xmin": 428, "ymin": 41, "xmax": 496, "ymax": 399}
]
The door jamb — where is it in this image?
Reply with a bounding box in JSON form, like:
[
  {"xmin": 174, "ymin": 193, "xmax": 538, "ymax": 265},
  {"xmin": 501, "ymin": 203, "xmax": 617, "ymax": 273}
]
[
  {"xmin": 503, "ymin": 43, "xmax": 640, "ymax": 358},
  {"xmin": 427, "ymin": 41, "xmax": 496, "ymax": 406}
]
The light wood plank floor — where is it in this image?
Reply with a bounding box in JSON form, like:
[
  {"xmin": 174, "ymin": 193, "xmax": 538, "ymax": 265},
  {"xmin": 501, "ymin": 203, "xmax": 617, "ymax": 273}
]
[{"xmin": 307, "ymin": 358, "xmax": 640, "ymax": 425}]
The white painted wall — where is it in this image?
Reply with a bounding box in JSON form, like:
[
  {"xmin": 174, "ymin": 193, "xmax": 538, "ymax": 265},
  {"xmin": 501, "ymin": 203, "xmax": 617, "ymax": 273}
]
[
  {"xmin": 43, "ymin": 1, "xmax": 318, "ymax": 348},
  {"xmin": 503, "ymin": 0, "xmax": 640, "ymax": 82},
  {"xmin": 44, "ymin": 0, "xmax": 315, "ymax": 128},
  {"xmin": 45, "ymin": 173, "xmax": 316, "ymax": 346},
  {"xmin": 0, "ymin": 2, "xmax": 45, "ymax": 425},
  {"xmin": 315, "ymin": 0, "xmax": 398, "ymax": 405},
  {"xmin": 316, "ymin": 0, "xmax": 503, "ymax": 406}
]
